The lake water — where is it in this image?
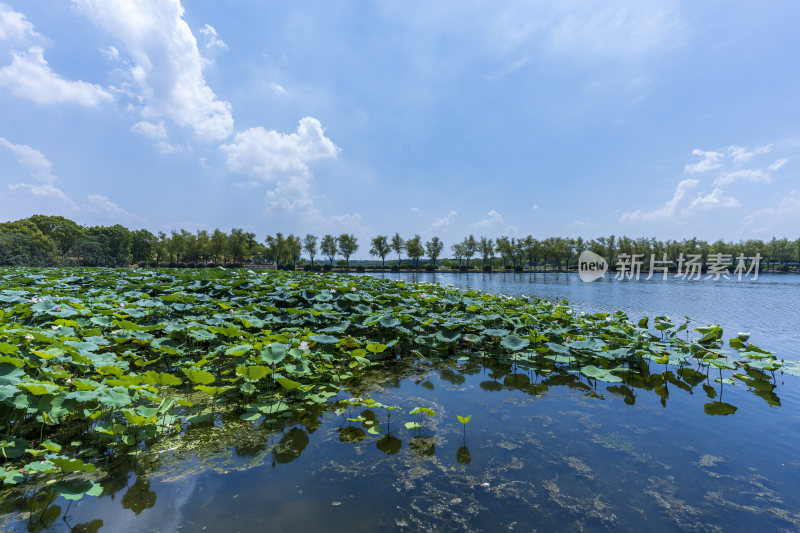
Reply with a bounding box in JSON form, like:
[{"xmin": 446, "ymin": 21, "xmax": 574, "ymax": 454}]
[{"xmin": 3, "ymin": 272, "xmax": 800, "ymax": 532}]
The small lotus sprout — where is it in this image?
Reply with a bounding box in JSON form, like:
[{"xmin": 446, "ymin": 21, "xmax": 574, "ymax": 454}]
[{"xmin": 457, "ymin": 414, "xmax": 471, "ymax": 442}]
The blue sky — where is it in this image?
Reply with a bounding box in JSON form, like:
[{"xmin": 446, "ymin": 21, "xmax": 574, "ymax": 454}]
[{"xmin": 1, "ymin": 1, "xmax": 798, "ymax": 255}]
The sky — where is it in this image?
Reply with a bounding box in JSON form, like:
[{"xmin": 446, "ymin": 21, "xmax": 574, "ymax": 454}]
[{"xmin": 1, "ymin": 1, "xmax": 799, "ymax": 257}]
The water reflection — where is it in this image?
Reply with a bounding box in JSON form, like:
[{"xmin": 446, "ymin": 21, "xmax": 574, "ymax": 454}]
[{"xmin": 1, "ymin": 354, "xmax": 797, "ymax": 532}]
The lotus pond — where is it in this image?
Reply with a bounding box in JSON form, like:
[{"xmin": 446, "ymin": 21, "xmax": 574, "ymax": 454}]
[{"xmin": 1, "ymin": 267, "xmax": 799, "ymax": 532}]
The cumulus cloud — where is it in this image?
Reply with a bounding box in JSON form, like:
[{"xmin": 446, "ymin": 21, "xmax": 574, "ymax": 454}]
[
  {"xmin": 713, "ymin": 169, "xmax": 770, "ymax": 186},
  {"xmin": 471, "ymin": 209, "xmax": 504, "ymax": 228},
  {"xmin": 0, "ymin": 3, "xmax": 39, "ymax": 41},
  {"xmin": 428, "ymin": 210, "xmax": 457, "ymax": 233},
  {"xmin": 198, "ymin": 24, "xmax": 228, "ymax": 50},
  {"xmin": 0, "ymin": 46, "xmax": 113, "ymax": 106},
  {"xmin": 740, "ymin": 192, "xmax": 800, "ymax": 235},
  {"xmin": 131, "ymin": 120, "xmax": 167, "ymax": 140},
  {"xmin": 531, "ymin": 204, "xmax": 539, "ymax": 210},
  {"xmin": 220, "ymin": 117, "xmax": 340, "ymax": 211},
  {"xmin": 0, "ymin": 137, "xmax": 56, "ymax": 184},
  {"xmin": 684, "ymin": 149, "xmax": 723, "ymax": 174},
  {"xmin": 620, "ymin": 178, "xmax": 699, "ymax": 222},
  {"xmin": 86, "ymin": 194, "xmax": 145, "ymax": 224},
  {"xmin": 7, "ymin": 182, "xmax": 78, "ymax": 210},
  {"xmin": 728, "ymin": 144, "xmax": 771, "ymax": 164},
  {"xmin": 688, "ymin": 188, "xmax": 740, "ymax": 210},
  {"xmin": 73, "ymin": 0, "xmax": 234, "ymax": 141},
  {"xmin": 270, "ymin": 82, "xmax": 287, "ymax": 95}
]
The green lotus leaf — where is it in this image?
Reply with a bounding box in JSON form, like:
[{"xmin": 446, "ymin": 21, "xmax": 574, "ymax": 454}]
[
  {"xmin": 236, "ymin": 365, "xmax": 270, "ymax": 381},
  {"xmin": 51, "ymin": 456, "xmax": 97, "ymax": 474},
  {"xmin": 276, "ymin": 377, "xmax": 300, "ymax": 390},
  {"xmin": 580, "ymin": 365, "xmax": 623, "ymax": 383},
  {"xmin": 435, "ymin": 330, "xmax": 461, "ymax": 344},
  {"xmin": 0, "ymin": 363, "xmax": 25, "ymax": 386},
  {"xmin": 260, "ymin": 343, "xmax": 288, "ymax": 364},
  {"xmin": 409, "ymin": 407, "xmax": 435, "ymax": 417},
  {"xmin": 53, "ymin": 479, "xmax": 103, "ymax": 500},
  {"xmin": 500, "ymin": 335, "xmax": 530, "ymax": 352},
  {"xmin": 182, "ymin": 367, "xmax": 215, "ymax": 385},
  {"xmin": 195, "ymin": 384, "xmax": 232, "ymax": 396},
  {"xmin": 141, "ymin": 371, "xmax": 182, "ymax": 386},
  {"xmin": 225, "ymin": 344, "xmax": 254, "ymax": 356},
  {"xmin": 18, "ymin": 381, "xmax": 60, "ymax": 395},
  {"xmin": 309, "ymin": 334, "xmax": 339, "ymax": 345},
  {"xmin": 366, "ymin": 343, "xmax": 386, "ymax": 354}
]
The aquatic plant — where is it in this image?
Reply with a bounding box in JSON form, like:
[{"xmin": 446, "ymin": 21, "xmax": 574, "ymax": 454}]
[{"xmin": 0, "ymin": 266, "xmax": 793, "ymax": 501}]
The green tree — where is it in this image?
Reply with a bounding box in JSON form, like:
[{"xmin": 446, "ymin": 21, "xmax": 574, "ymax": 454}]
[
  {"xmin": 303, "ymin": 234, "xmax": 318, "ymax": 267},
  {"xmin": 0, "ymin": 232, "xmax": 53, "ymax": 266},
  {"xmin": 130, "ymin": 229, "xmax": 156, "ymax": 263},
  {"xmin": 425, "ymin": 237, "xmax": 444, "ymax": 267},
  {"xmin": 321, "ymin": 234, "xmax": 337, "ymax": 266},
  {"xmin": 369, "ymin": 235, "xmax": 391, "ymax": 268},
  {"xmin": 405, "ymin": 234, "xmax": 424, "ymax": 268},
  {"xmin": 478, "ymin": 237, "xmax": 495, "ymax": 269},
  {"xmin": 336, "ymin": 234, "xmax": 359, "ymax": 269},
  {"xmin": 210, "ymin": 229, "xmax": 229, "ymax": 263},
  {"xmin": 286, "ymin": 234, "xmax": 302, "ymax": 267},
  {"xmin": 391, "ymin": 233, "xmax": 405, "ymax": 266},
  {"xmin": 27, "ymin": 215, "xmax": 84, "ymax": 257}
]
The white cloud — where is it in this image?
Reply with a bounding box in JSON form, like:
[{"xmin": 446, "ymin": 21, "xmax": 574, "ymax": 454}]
[
  {"xmin": 270, "ymin": 82, "xmax": 288, "ymax": 95},
  {"xmin": 0, "ymin": 137, "xmax": 56, "ymax": 184},
  {"xmin": 410, "ymin": 207, "xmax": 420, "ymax": 212},
  {"xmin": 487, "ymin": 1, "xmax": 684, "ymax": 63},
  {"xmin": 220, "ymin": 117, "xmax": 340, "ymax": 211},
  {"xmin": 73, "ymin": 0, "xmax": 234, "ymax": 141},
  {"xmin": 0, "ymin": 46, "xmax": 113, "ymax": 106},
  {"xmin": 471, "ymin": 209, "xmax": 504, "ymax": 228},
  {"xmin": 7, "ymin": 182, "xmax": 78, "ymax": 209},
  {"xmin": 428, "ymin": 210, "xmax": 457, "ymax": 233},
  {"xmin": 329, "ymin": 212, "xmax": 367, "ymax": 233},
  {"xmin": 728, "ymin": 144, "xmax": 771, "ymax": 164},
  {"xmin": 620, "ymin": 178, "xmax": 699, "ymax": 222},
  {"xmin": 0, "ymin": 3, "xmax": 39, "ymax": 42},
  {"xmin": 713, "ymin": 169, "xmax": 770, "ymax": 186},
  {"xmin": 86, "ymin": 194, "xmax": 145, "ymax": 224},
  {"xmin": 100, "ymin": 45, "xmax": 120, "ymax": 61},
  {"xmin": 531, "ymin": 204, "xmax": 539, "ymax": 210},
  {"xmin": 768, "ymin": 158, "xmax": 788, "ymax": 172},
  {"xmin": 198, "ymin": 24, "xmax": 228, "ymax": 50},
  {"xmin": 740, "ymin": 192, "xmax": 800, "ymax": 234},
  {"xmin": 684, "ymin": 149, "xmax": 723, "ymax": 174},
  {"xmin": 688, "ymin": 188, "xmax": 740, "ymax": 210},
  {"xmin": 131, "ymin": 120, "xmax": 167, "ymax": 140},
  {"xmin": 156, "ymin": 141, "xmax": 187, "ymax": 154},
  {"xmin": 547, "ymin": 4, "xmax": 684, "ymax": 59}
]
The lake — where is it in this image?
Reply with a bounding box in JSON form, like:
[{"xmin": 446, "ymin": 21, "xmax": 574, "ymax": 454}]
[{"xmin": 3, "ymin": 271, "xmax": 799, "ymax": 532}]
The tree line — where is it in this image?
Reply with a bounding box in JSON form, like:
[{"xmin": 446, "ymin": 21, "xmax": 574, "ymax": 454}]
[{"xmin": 1, "ymin": 215, "xmax": 799, "ymax": 271}]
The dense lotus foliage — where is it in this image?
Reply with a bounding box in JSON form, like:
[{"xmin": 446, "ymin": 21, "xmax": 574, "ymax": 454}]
[{"xmin": 0, "ymin": 267, "xmax": 795, "ymax": 501}]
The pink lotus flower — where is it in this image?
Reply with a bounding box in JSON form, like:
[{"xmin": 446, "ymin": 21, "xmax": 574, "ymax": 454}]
[
  {"xmin": 330, "ymin": 289, "xmax": 337, "ymax": 294},
  {"xmin": 120, "ymin": 303, "xmax": 125, "ymax": 308},
  {"xmin": 299, "ymin": 341, "xmax": 309, "ymax": 350},
  {"xmin": 53, "ymin": 306, "xmax": 61, "ymax": 312}
]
